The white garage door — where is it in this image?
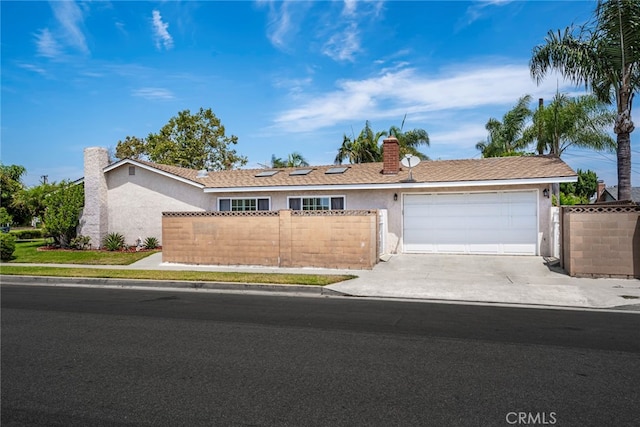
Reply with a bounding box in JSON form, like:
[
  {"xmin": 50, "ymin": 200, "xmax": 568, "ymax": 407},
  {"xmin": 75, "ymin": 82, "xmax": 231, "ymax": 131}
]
[{"xmin": 403, "ymin": 191, "xmax": 538, "ymax": 255}]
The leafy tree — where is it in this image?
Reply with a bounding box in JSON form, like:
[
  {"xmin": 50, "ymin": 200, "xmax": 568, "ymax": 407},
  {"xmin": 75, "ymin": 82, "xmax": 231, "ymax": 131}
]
[
  {"xmin": 476, "ymin": 95, "xmax": 533, "ymax": 157},
  {"xmin": 524, "ymin": 94, "xmax": 616, "ymax": 156},
  {"xmin": 270, "ymin": 152, "xmax": 309, "ymax": 168},
  {"xmin": 115, "ymin": 108, "xmax": 247, "ymax": 170},
  {"xmin": 560, "ymin": 169, "xmax": 599, "ymax": 204},
  {"xmin": 43, "ymin": 182, "xmax": 84, "ymax": 248},
  {"xmin": 0, "ymin": 163, "xmax": 26, "ymax": 225},
  {"xmin": 11, "ymin": 183, "xmax": 57, "ymax": 226},
  {"xmin": 114, "ymin": 136, "xmax": 147, "ymax": 160},
  {"xmin": 388, "ymin": 115, "xmax": 430, "ymax": 160},
  {"xmin": 530, "ymin": 0, "xmax": 640, "ymax": 200}
]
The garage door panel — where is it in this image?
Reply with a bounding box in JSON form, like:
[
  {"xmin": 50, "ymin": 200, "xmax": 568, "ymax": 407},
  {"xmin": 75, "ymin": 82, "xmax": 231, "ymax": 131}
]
[
  {"xmin": 468, "ymin": 244, "xmax": 501, "ymax": 254},
  {"xmin": 403, "ymin": 192, "xmax": 538, "ymax": 255},
  {"xmin": 503, "ymin": 244, "xmax": 536, "ymax": 255}
]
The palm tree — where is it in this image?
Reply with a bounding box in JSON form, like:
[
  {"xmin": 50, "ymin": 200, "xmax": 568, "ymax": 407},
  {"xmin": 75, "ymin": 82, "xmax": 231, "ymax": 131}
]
[
  {"xmin": 269, "ymin": 152, "xmax": 309, "ymax": 168},
  {"xmin": 476, "ymin": 95, "xmax": 533, "ymax": 157},
  {"xmin": 334, "ymin": 121, "xmax": 385, "ymax": 164},
  {"xmin": 530, "ymin": 0, "xmax": 640, "ymax": 200},
  {"xmin": 388, "ymin": 115, "xmax": 430, "ymax": 160},
  {"xmin": 524, "ymin": 93, "xmax": 616, "ymax": 156}
]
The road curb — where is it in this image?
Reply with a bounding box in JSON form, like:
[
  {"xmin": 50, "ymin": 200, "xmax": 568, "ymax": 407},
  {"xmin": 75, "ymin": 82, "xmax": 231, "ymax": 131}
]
[{"xmin": 0, "ymin": 275, "xmax": 351, "ymax": 297}]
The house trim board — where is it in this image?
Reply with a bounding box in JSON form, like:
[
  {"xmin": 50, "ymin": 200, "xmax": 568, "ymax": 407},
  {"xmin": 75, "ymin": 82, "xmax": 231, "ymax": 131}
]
[{"xmin": 202, "ymin": 176, "xmax": 575, "ymax": 194}]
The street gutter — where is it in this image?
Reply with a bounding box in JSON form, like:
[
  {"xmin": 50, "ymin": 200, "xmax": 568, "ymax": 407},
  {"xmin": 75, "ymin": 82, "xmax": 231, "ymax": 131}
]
[{"xmin": 0, "ymin": 275, "xmax": 350, "ymax": 297}]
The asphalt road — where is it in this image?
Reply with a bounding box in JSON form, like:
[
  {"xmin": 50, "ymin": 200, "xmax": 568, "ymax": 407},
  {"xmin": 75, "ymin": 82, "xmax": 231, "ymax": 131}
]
[{"xmin": 2, "ymin": 284, "xmax": 639, "ymax": 426}]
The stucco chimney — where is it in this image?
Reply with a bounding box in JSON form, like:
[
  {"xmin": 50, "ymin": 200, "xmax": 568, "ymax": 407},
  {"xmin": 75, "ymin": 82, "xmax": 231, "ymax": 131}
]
[
  {"xmin": 78, "ymin": 147, "xmax": 109, "ymax": 248},
  {"xmin": 382, "ymin": 136, "xmax": 400, "ymax": 175}
]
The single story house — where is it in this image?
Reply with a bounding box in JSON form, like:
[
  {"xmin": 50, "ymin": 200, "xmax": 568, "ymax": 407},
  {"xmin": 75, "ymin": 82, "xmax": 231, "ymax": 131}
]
[
  {"xmin": 595, "ymin": 182, "xmax": 640, "ymax": 205},
  {"xmin": 79, "ymin": 137, "xmax": 577, "ymax": 258}
]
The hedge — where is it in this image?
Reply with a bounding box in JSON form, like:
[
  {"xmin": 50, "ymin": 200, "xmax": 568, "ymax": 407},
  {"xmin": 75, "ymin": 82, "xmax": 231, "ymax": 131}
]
[{"xmin": 9, "ymin": 229, "xmax": 44, "ymax": 240}]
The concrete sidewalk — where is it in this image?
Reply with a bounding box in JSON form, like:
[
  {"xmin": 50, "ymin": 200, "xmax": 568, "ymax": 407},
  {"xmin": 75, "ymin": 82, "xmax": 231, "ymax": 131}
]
[{"xmin": 4, "ymin": 252, "xmax": 640, "ymax": 310}]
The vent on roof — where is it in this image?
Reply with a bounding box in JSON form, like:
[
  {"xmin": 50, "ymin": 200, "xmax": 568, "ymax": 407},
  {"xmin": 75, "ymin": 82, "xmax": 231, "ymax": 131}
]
[
  {"xmin": 255, "ymin": 170, "xmax": 279, "ymax": 177},
  {"xmin": 196, "ymin": 169, "xmax": 208, "ymax": 178},
  {"xmin": 325, "ymin": 167, "xmax": 348, "ymax": 174},
  {"xmin": 289, "ymin": 169, "xmax": 312, "ymax": 176}
]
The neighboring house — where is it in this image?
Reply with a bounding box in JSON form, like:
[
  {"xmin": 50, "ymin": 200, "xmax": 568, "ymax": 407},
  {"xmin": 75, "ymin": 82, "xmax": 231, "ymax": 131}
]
[
  {"xmin": 595, "ymin": 182, "xmax": 640, "ymax": 204},
  {"xmin": 79, "ymin": 137, "xmax": 577, "ymax": 257}
]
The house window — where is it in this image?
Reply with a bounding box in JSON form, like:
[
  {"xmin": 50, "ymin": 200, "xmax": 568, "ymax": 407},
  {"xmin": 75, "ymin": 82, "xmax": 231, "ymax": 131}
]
[
  {"xmin": 288, "ymin": 196, "xmax": 345, "ymax": 211},
  {"xmin": 219, "ymin": 198, "xmax": 270, "ymax": 211},
  {"xmin": 129, "ymin": 166, "xmax": 135, "ymax": 176}
]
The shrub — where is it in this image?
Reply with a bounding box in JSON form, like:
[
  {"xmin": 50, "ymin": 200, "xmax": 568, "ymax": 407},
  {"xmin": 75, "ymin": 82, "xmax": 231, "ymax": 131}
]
[
  {"xmin": 0, "ymin": 207, "xmax": 12, "ymax": 226},
  {"xmin": 144, "ymin": 236, "xmax": 159, "ymax": 249},
  {"xmin": 10, "ymin": 229, "xmax": 44, "ymax": 240},
  {"xmin": 103, "ymin": 232, "xmax": 125, "ymax": 251},
  {"xmin": 43, "ymin": 181, "xmax": 84, "ymax": 248},
  {"xmin": 70, "ymin": 235, "xmax": 91, "ymax": 250},
  {"xmin": 0, "ymin": 233, "xmax": 16, "ymax": 260}
]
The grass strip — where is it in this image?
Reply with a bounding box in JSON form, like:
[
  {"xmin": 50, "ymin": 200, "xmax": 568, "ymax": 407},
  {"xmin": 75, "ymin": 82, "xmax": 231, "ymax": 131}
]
[
  {"xmin": 0, "ymin": 266, "xmax": 356, "ymax": 286},
  {"xmin": 7, "ymin": 240, "xmax": 159, "ymax": 265}
]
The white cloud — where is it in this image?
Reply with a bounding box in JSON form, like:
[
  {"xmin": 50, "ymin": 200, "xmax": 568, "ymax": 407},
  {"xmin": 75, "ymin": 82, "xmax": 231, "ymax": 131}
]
[
  {"xmin": 259, "ymin": 0, "xmax": 296, "ymax": 51},
  {"xmin": 50, "ymin": 0, "xmax": 89, "ymax": 54},
  {"xmin": 273, "ymin": 76, "xmax": 313, "ymax": 97},
  {"xmin": 462, "ymin": 0, "xmax": 514, "ymax": 26},
  {"xmin": 272, "ymin": 63, "xmax": 578, "ymax": 133},
  {"xmin": 322, "ymin": 22, "xmax": 360, "ymax": 62},
  {"xmin": 342, "ymin": 0, "xmax": 357, "ymax": 17},
  {"xmin": 429, "ymin": 124, "xmax": 489, "ymax": 150},
  {"xmin": 34, "ymin": 28, "xmax": 62, "ymax": 58},
  {"xmin": 320, "ymin": 0, "xmax": 383, "ymax": 62},
  {"xmin": 152, "ymin": 10, "xmax": 174, "ymax": 50},
  {"xmin": 132, "ymin": 87, "xmax": 174, "ymax": 100},
  {"xmin": 115, "ymin": 20, "xmax": 127, "ymax": 36},
  {"xmin": 16, "ymin": 62, "xmax": 48, "ymax": 76}
]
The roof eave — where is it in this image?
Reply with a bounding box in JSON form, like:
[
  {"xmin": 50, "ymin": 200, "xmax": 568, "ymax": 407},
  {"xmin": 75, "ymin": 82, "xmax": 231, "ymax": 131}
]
[
  {"xmin": 203, "ymin": 176, "xmax": 578, "ymax": 193},
  {"xmin": 104, "ymin": 159, "xmax": 205, "ymax": 189}
]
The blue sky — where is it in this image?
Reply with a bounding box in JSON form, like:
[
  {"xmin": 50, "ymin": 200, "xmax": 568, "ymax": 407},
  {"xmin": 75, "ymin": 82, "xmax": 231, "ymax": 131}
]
[{"xmin": 2, "ymin": 0, "xmax": 638, "ymax": 188}]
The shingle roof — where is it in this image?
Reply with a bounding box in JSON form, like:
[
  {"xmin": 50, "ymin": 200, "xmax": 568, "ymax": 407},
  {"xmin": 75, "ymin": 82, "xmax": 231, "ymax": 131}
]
[
  {"xmin": 604, "ymin": 186, "xmax": 640, "ymax": 203},
  {"xmin": 132, "ymin": 156, "xmax": 576, "ymax": 189}
]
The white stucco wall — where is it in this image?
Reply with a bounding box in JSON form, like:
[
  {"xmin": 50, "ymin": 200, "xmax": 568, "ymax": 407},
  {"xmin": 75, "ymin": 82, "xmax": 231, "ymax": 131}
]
[
  {"xmin": 107, "ymin": 166, "xmax": 209, "ymax": 246},
  {"xmin": 210, "ymin": 183, "xmax": 553, "ymax": 256}
]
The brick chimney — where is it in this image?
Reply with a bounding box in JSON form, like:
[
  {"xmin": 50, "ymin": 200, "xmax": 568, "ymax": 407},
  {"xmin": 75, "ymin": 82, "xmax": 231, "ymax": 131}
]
[
  {"xmin": 382, "ymin": 136, "xmax": 400, "ymax": 175},
  {"xmin": 596, "ymin": 180, "xmax": 606, "ymax": 202}
]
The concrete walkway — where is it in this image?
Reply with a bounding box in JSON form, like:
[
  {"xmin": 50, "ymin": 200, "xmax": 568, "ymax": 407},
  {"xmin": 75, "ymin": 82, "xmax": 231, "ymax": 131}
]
[{"xmin": 4, "ymin": 252, "xmax": 640, "ymax": 310}]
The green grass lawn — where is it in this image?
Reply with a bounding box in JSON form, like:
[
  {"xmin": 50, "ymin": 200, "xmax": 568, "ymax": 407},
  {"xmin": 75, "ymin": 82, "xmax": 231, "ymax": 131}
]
[
  {"xmin": 5, "ymin": 240, "xmax": 158, "ymax": 265},
  {"xmin": 0, "ymin": 240, "xmax": 356, "ymax": 285},
  {"xmin": 0, "ymin": 266, "xmax": 354, "ymax": 286}
]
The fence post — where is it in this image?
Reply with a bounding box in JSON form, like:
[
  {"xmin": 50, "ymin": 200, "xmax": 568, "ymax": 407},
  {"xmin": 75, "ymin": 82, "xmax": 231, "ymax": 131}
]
[{"xmin": 278, "ymin": 210, "xmax": 292, "ymax": 267}]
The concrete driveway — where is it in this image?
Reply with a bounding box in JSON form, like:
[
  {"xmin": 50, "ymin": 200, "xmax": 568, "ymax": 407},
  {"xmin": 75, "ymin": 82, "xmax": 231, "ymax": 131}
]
[{"xmin": 327, "ymin": 254, "xmax": 640, "ymax": 309}]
